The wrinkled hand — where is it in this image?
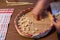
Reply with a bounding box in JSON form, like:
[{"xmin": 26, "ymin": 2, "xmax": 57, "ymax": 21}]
[
  {"xmin": 53, "ymin": 19, "xmax": 60, "ymax": 32},
  {"xmin": 31, "ymin": 0, "xmax": 53, "ymax": 20}
]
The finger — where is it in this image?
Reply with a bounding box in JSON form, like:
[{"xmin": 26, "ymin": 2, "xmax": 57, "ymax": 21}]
[
  {"xmin": 32, "ymin": 13, "xmax": 37, "ymax": 20},
  {"xmin": 32, "ymin": 12, "xmax": 42, "ymax": 20},
  {"xmin": 56, "ymin": 18, "xmax": 60, "ymax": 22},
  {"xmin": 52, "ymin": 21, "xmax": 56, "ymax": 25}
]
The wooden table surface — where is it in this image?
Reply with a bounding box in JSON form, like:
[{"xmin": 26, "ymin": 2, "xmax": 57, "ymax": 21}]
[{"xmin": 0, "ymin": 0, "xmax": 59, "ymax": 40}]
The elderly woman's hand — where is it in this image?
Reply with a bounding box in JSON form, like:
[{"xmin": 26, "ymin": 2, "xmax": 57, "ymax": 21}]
[
  {"xmin": 31, "ymin": 0, "xmax": 53, "ymax": 20},
  {"xmin": 53, "ymin": 19, "xmax": 60, "ymax": 32}
]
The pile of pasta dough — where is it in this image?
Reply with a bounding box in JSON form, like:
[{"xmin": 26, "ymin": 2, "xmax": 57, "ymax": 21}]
[{"xmin": 17, "ymin": 12, "xmax": 52, "ymax": 37}]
